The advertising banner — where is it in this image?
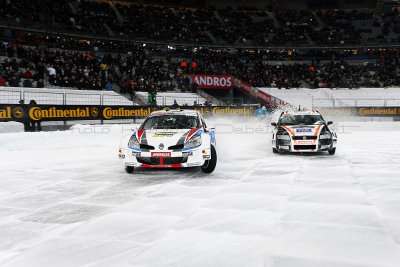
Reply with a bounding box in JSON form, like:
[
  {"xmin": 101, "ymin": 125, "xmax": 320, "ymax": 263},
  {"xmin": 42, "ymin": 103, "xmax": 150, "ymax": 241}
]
[
  {"xmin": 0, "ymin": 104, "xmax": 257, "ymax": 122},
  {"xmin": 2, "ymin": 104, "xmax": 400, "ymax": 123},
  {"xmin": 182, "ymin": 75, "xmax": 233, "ymax": 89},
  {"xmin": 318, "ymin": 107, "xmax": 400, "ymax": 117}
]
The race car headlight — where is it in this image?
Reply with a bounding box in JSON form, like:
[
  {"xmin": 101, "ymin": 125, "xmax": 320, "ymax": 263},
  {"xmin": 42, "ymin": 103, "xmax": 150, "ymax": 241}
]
[
  {"xmin": 319, "ymin": 134, "xmax": 332, "ymax": 139},
  {"xmin": 184, "ymin": 135, "xmax": 202, "ymax": 149},
  {"xmin": 128, "ymin": 135, "xmax": 140, "ymax": 149},
  {"xmin": 277, "ymin": 135, "xmax": 291, "ymax": 140}
]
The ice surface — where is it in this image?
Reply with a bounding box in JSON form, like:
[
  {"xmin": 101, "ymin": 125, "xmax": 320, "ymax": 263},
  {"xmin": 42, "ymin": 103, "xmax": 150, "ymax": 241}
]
[{"xmin": 0, "ymin": 119, "xmax": 400, "ymax": 266}]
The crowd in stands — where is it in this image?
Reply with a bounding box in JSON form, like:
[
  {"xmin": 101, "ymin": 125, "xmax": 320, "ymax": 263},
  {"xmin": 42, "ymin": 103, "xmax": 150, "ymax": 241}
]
[
  {"xmin": 2, "ymin": 0, "xmax": 400, "ymax": 46},
  {"xmin": 1, "ymin": 37, "xmax": 400, "ymax": 93},
  {"xmin": 2, "ymin": 0, "xmax": 400, "ymax": 92}
]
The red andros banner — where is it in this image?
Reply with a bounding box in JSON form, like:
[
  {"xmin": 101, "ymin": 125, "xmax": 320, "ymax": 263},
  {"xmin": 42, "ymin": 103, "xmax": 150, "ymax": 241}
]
[{"xmin": 182, "ymin": 74, "xmax": 233, "ymax": 89}]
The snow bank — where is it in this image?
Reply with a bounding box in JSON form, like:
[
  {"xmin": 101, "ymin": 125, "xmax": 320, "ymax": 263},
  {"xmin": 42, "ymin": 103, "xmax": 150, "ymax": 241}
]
[{"xmin": 0, "ymin": 122, "xmax": 24, "ymax": 133}]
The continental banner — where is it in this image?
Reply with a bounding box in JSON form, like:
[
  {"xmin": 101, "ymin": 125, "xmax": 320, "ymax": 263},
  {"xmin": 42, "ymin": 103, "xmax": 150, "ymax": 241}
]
[
  {"xmin": 0, "ymin": 104, "xmax": 257, "ymax": 122},
  {"xmin": 318, "ymin": 107, "xmax": 400, "ymax": 117}
]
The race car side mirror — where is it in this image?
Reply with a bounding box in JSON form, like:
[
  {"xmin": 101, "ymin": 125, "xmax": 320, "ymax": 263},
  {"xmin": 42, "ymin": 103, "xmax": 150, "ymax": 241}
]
[
  {"xmin": 271, "ymin": 122, "xmax": 277, "ymax": 126},
  {"xmin": 327, "ymin": 121, "xmax": 333, "ymax": 125}
]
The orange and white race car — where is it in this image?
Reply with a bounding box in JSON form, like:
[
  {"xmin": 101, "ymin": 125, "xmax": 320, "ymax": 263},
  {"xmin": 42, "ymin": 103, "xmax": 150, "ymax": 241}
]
[{"xmin": 271, "ymin": 110, "xmax": 337, "ymax": 154}]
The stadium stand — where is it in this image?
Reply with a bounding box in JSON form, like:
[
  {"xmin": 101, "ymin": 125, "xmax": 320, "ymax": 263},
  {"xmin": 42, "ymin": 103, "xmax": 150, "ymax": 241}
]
[{"xmin": 1, "ymin": 0, "xmax": 400, "ymax": 108}]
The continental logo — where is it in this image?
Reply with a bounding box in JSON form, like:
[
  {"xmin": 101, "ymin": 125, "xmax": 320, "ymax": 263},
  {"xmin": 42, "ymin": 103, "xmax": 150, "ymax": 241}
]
[
  {"xmin": 0, "ymin": 107, "xmax": 12, "ymax": 119},
  {"xmin": 103, "ymin": 107, "xmax": 152, "ymax": 119},
  {"xmin": 29, "ymin": 107, "xmax": 92, "ymax": 120},
  {"xmin": 13, "ymin": 107, "xmax": 24, "ymax": 118},
  {"xmin": 318, "ymin": 108, "xmax": 355, "ymax": 116},
  {"xmin": 212, "ymin": 107, "xmax": 256, "ymax": 115},
  {"xmin": 0, "ymin": 106, "xmax": 25, "ymax": 119},
  {"xmin": 90, "ymin": 107, "xmax": 99, "ymax": 117},
  {"xmin": 358, "ymin": 107, "xmax": 398, "ymax": 116}
]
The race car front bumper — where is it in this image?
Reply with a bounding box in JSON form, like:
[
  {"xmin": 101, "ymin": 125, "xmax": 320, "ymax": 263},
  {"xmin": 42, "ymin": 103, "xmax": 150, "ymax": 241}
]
[
  {"xmin": 276, "ymin": 137, "xmax": 337, "ymax": 152},
  {"xmin": 119, "ymin": 146, "xmax": 211, "ymax": 168}
]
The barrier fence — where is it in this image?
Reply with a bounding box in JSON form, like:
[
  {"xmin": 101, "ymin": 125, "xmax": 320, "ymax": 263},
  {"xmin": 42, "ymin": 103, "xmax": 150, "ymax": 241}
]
[
  {"xmin": 0, "ymin": 88, "xmax": 134, "ymax": 106},
  {"xmin": 155, "ymin": 96, "xmax": 206, "ymax": 106}
]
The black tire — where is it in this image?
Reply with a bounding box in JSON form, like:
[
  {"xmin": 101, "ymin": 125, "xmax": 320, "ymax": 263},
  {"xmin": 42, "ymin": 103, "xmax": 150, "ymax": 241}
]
[
  {"xmin": 201, "ymin": 145, "xmax": 217, "ymax": 173},
  {"xmin": 328, "ymin": 147, "xmax": 336, "ymax": 155},
  {"xmin": 273, "ymin": 147, "xmax": 278, "ymax": 154},
  {"xmin": 125, "ymin": 166, "xmax": 134, "ymax": 173}
]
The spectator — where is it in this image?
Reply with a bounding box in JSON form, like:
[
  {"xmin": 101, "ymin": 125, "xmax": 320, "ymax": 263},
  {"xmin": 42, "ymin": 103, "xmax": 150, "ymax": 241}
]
[
  {"xmin": 28, "ymin": 100, "xmax": 41, "ymax": 132},
  {"xmin": 106, "ymin": 81, "xmax": 113, "ymax": 90},
  {"xmin": 151, "ymin": 90, "xmax": 157, "ymax": 105},
  {"xmin": 24, "ymin": 69, "xmax": 32, "ymax": 79},
  {"xmin": 0, "ymin": 76, "xmax": 6, "ymax": 86},
  {"xmin": 23, "ymin": 78, "xmax": 33, "ymax": 87},
  {"xmin": 148, "ymin": 91, "xmax": 153, "ymax": 105},
  {"xmin": 18, "ymin": 100, "xmax": 30, "ymax": 132},
  {"xmin": 9, "ymin": 76, "xmax": 19, "ymax": 87},
  {"xmin": 47, "ymin": 65, "xmax": 56, "ymax": 76},
  {"xmin": 204, "ymin": 100, "xmax": 212, "ymax": 109},
  {"xmin": 171, "ymin": 100, "xmax": 179, "ymax": 109},
  {"xmin": 36, "ymin": 78, "xmax": 44, "ymax": 88},
  {"xmin": 6, "ymin": 43, "xmax": 14, "ymax": 58}
]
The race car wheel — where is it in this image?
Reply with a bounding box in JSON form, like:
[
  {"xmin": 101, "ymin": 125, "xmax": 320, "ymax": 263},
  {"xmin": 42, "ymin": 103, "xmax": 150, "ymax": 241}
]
[
  {"xmin": 125, "ymin": 166, "xmax": 134, "ymax": 173},
  {"xmin": 273, "ymin": 147, "xmax": 278, "ymax": 154},
  {"xmin": 201, "ymin": 145, "xmax": 217, "ymax": 173},
  {"xmin": 328, "ymin": 147, "xmax": 336, "ymax": 155}
]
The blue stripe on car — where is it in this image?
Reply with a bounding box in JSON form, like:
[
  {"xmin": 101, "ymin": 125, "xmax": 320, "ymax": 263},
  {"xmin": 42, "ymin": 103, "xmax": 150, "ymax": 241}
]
[{"xmin": 182, "ymin": 145, "xmax": 201, "ymax": 151}]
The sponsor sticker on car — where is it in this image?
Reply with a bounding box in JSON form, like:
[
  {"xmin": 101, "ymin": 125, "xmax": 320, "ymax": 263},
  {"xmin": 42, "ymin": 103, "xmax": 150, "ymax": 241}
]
[
  {"xmin": 296, "ymin": 140, "xmax": 314, "ymax": 145},
  {"xmin": 296, "ymin": 129, "xmax": 312, "ymax": 132},
  {"xmin": 152, "ymin": 132, "xmax": 176, "ymax": 137},
  {"xmin": 151, "ymin": 152, "xmax": 171, "ymax": 157}
]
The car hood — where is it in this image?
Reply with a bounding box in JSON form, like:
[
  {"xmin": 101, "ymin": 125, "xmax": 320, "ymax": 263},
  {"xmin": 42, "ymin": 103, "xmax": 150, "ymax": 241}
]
[
  {"xmin": 281, "ymin": 125, "xmax": 324, "ymax": 136},
  {"xmin": 136, "ymin": 128, "xmax": 201, "ymax": 149}
]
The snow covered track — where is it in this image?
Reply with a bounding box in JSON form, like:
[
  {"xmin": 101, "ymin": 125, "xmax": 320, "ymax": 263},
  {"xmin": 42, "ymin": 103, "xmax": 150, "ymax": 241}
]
[{"xmin": 0, "ymin": 120, "xmax": 400, "ymax": 266}]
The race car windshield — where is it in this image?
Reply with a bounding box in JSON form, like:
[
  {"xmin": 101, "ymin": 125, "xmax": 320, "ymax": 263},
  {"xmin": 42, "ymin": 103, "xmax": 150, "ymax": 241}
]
[
  {"xmin": 279, "ymin": 115, "xmax": 325, "ymax": 125},
  {"xmin": 141, "ymin": 115, "xmax": 200, "ymax": 129}
]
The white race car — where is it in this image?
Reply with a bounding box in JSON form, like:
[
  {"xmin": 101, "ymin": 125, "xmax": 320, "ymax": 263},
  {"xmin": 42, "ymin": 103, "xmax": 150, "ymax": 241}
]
[
  {"xmin": 271, "ymin": 110, "xmax": 337, "ymax": 154},
  {"xmin": 119, "ymin": 109, "xmax": 217, "ymax": 173}
]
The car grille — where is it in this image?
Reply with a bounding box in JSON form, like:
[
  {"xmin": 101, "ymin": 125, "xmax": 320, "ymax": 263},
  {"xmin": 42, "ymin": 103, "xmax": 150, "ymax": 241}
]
[
  {"xmin": 168, "ymin": 144, "xmax": 184, "ymax": 150},
  {"xmin": 319, "ymin": 139, "xmax": 331, "ymax": 145},
  {"xmin": 294, "ymin": 145, "xmax": 316, "ymax": 150},
  {"xmin": 137, "ymin": 157, "xmax": 187, "ymax": 165},
  {"xmin": 277, "ymin": 140, "xmax": 291, "ymax": 145},
  {"xmin": 140, "ymin": 144, "xmax": 155, "ymax": 150},
  {"xmin": 292, "ymin": 136, "xmax": 317, "ymax": 140}
]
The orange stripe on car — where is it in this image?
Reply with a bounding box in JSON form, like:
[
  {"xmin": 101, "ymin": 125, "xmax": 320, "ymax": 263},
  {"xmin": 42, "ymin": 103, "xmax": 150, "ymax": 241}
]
[
  {"xmin": 314, "ymin": 125, "xmax": 322, "ymax": 136},
  {"xmin": 282, "ymin": 126, "xmax": 295, "ymax": 136}
]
